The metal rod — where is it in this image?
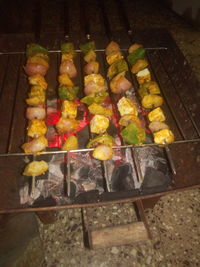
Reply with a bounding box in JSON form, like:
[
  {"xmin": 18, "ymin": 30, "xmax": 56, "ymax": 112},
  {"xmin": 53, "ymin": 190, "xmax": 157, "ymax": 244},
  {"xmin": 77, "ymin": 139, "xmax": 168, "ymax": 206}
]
[
  {"xmin": 63, "ymin": 0, "xmax": 70, "ymax": 40},
  {"xmin": 80, "ymin": 0, "xmax": 91, "ymax": 40},
  {"xmin": 67, "ymin": 151, "xmax": 71, "ymax": 197},
  {"xmin": 165, "ymin": 145, "xmax": 176, "ymax": 175},
  {"xmin": 0, "ymin": 47, "xmax": 168, "ymax": 55},
  {"xmin": 115, "ymin": 0, "xmax": 132, "ymax": 35},
  {"xmin": 0, "ymin": 138, "xmax": 200, "ymax": 157},
  {"xmin": 98, "ymin": 0, "xmax": 113, "ymax": 41},
  {"xmin": 34, "ymin": 0, "xmax": 41, "ymax": 43},
  {"xmin": 131, "ymin": 148, "xmax": 143, "ymax": 184},
  {"xmin": 31, "ymin": 154, "xmax": 37, "ymax": 196}
]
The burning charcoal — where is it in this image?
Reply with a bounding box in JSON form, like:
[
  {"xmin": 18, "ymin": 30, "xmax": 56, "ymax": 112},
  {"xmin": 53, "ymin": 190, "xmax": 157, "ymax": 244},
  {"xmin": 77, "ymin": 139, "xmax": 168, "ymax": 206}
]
[
  {"xmin": 78, "ymin": 166, "xmax": 90, "ymax": 180},
  {"xmin": 110, "ymin": 163, "xmax": 135, "ymax": 191},
  {"xmin": 82, "ymin": 180, "xmax": 96, "ymax": 191}
]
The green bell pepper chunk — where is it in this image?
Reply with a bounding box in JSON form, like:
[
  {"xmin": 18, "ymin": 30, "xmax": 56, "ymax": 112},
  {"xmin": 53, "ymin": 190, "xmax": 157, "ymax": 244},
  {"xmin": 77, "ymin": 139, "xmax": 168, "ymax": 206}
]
[
  {"xmin": 127, "ymin": 47, "xmax": 145, "ymax": 66},
  {"xmin": 87, "ymin": 133, "xmax": 114, "ymax": 148},
  {"xmin": 107, "ymin": 59, "xmax": 128, "ymax": 78},
  {"xmin": 58, "ymin": 85, "xmax": 79, "ymax": 100},
  {"xmin": 61, "ymin": 42, "xmax": 76, "ymax": 56},
  {"xmin": 80, "ymin": 92, "xmax": 108, "ymax": 105},
  {"xmin": 26, "ymin": 43, "xmax": 48, "ymax": 57},
  {"xmin": 79, "ymin": 41, "xmax": 96, "ymax": 54},
  {"xmin": 121, "ymin": 123, "xmax": 146, "ymax": 145}
]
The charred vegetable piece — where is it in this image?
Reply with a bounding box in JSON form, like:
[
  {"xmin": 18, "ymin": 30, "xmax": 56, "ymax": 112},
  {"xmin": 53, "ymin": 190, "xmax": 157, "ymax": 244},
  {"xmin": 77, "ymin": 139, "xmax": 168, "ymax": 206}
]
[
  {"xmin": 106, "ymin": 51, "xmax": 123, "ymax": 65},
  {"xmin": 56, "ymin": 117, "xmax": 79, "ymax": 134},
  {"xmin": 142, "ymin": 94, "xmax": 163, "ymax": 109},
  {"xmin": 110, "ymin": 72, "xmax": 132, "ymax": 94},
  {"xmin": 88, "ymin": 103, "xmax": 113, "ymax": 117},
  {"xmin": 105, "ymin": 41, "xmax": 120, "ymax": 56},
  {"xmin": 127, "ymin": 47, "xmax": 145, "ymax": 66},
  {"xmin": 58, "ymin": 74, "xmax": 74, "ymax": 87},
  {"xmin": 148, "ymin": 107, "xmax": 166, "ymax": 122},
  {"xmin": 92, "ymin": 145, "xmax": 113, "ymax": 161},
  {"xmin": 84, "ymin": 50, "xmax": 97, "ymax": 62},
  {"xmin": 61, "ymin": 135, "xmax": 78, "ymax": 151},
  {"xmin": 27, "ymin": 120, "xmax": 47, "ymax": 138},
  {"xmin": 90, "ymin": 115, "xmax": 109, "ymax": 134},
  {"xmin": 117, "ymin": 97, "xmax": 138, "ymax": 117},
  {"xmin": 23, "ymin": 160, "xmax": 48, "ymax": 176},
  {"xmin": 61, "ymin": 42, "xmax": 76, "ymax": 56},
  {"xmin": 149, "ymin": 121, "xmax": 169, "ymax": 133},
  {"xmin": 80, "ymin": 92, "xmax": 108, "ymax": 105},
  {"xmin": 22, "ymin": 136, "xmax": 48, "ymax": 153},
  {"xmin": 121, "ymin": 123, "xmax": 146, "ymax": 145},
  {"xmin": 28, "ymin": 74, "xmax": 48, "ymax": 90},
  {"xmin": 58, "ymin": 85, "xmax": 79, "ymax": 101},
  {"xmin": 87, "ymin": 133, "xmax": 114, "ymax": 148},
  {"xmin": 119, "ymin": 114, "xmax": 141, "ymax": 127},
  {"xmin": 153, "ymin": 129, "xmax": 174, "ymax": 144},
  {"xmin": 138, "ymin": 81, "xmax": 161, "ymax": 98},
  {"xmin": 128, "ymin": 43, "xmax": 143, "ymax": 54},
  {"xmin": 131, "ymin": 59, "xmax": 148, "ymax": 74},
  {"xmin": 136, "ymin": 68, "xmax": 151, "ymax": 84},
  {"xmin": 26, "ymin": 44, "xmax": 48, "ymax": 57},
  {"xmin": 79, "ymin": 41, "xmax": 96, "ymax": 54},
  {"xmin": 61, "ymin": 100, "xmax": 77, "ymax": 119},
  {"xmin": 107, "ymin": 59, "xmax": 128, "ymax": 78}
]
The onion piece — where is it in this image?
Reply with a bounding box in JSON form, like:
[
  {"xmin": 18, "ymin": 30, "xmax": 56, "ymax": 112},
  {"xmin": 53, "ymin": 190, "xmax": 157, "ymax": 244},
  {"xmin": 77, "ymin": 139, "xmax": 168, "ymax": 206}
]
[
  {"xmin": 59, "ymin": 60, "xmax": 77, "ymax": 78},
  {"xmin": 26, "ymin": 107, "xmax": 46, "ymax": 120},
  {"xmin": 24, "ymin": 63, "xmax": 48, "ymax": 76}
]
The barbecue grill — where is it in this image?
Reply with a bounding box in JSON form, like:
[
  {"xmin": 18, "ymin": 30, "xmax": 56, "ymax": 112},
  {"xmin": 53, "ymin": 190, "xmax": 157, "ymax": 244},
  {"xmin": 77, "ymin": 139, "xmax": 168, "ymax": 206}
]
[{"xmin": 0, "ymin": 0, "xmax": 199, "ymax": 225}]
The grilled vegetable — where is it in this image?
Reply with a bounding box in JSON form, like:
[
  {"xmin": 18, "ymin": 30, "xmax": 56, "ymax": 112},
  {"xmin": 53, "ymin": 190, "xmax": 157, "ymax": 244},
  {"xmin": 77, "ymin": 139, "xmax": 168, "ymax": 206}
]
[
  {"xmin": 84, "ymin": 50, "xmax": 97, "ymax": 62},
  {"xmin": 26, "ymin": 107, "xmax": 46, "ymax": 120},
  {"xmin": 61, "ymin": 100, "xmax": 77, "ymax": 119},
  {"xmin": 121, "ymin": 123, "xmax": 146, "ymax": 145},
  {"xmin": 138, "ymin": 81, "xmax": 161, "ymax": 98},
  {"xmin": 80, "ymin": 92, "xmax": 108, "ymax": 105},
  {"xmin": 84, "ymin": 61, "xmax": 99, "ymax": 74},
  {"xmin": 27, "ymin": 120, "xmax": 47, "ymax": 138},
  {"xmin": 26, "ymin": 44, "xmax": 48, "ymax": 57},
  {"xmin": 26, "ymin": 86, "xmax": 45, "ymax": 106},
  {"xmin": 61, "ymin": 135, "xmax": 78, "ymax": 151},
  {"xmin": 56, "ymin": 117, "xmax": 79, "ymax": 134},
  {"xmin": 128, "ymin": 43, "xmax": 142, "ymax": 54},
  {"xmin": 58, "ymin": 85, "xmax": 79, "ymax": 101},
  {"xmin": 23, "ymin": 160, "xmax": 48, "ymax": 176},
  {"xmin": 28, "ymin": 74, "xmax": 48, "ymax": 90},
  {"xmin": 149, "ymin": 121, "xmax": 169, "ymax": 133},
  {"xmin": 107, "ymin": 59, "xmax": 128, "ymax": 78},
  {"xmin": 79, "ymin": 41, "xmax": 96, "ymax": 54},
  {"xmin": 117, "ymin": 97, "xmax": 138, "ymax": 117},
  {"xmin": 87, "ymin": 133, "xmax": 114, "ymax": 148},
  {"xmin": 131, "ymin": 59, "xmax": 148, "ymax": 74},
  {"xmin": 127, "ymin": 46, "xmax": 145, "ymax": 66},
  {"xmin": 142, "ymin": 94, "xmax": 163, "ymax": 109},
  {"xmin": 92, "ymin": 145, "xmax": 113, "ymax": 160},
  {"xmin": 136, "ymin": 68, "xmax": 151, "ymax": 84},
  {"xmin": 148, "ymin": 107, "xmax": 166, "ymax": 122},
  {"xmin": 90, "ymin": 115, "xmax": 109, "ymax": 134},
  {"xmin": 110, "ymin": 72, "xmax": 132, "ymax": 94},
  {"xmin": 22, "ymin": 135, "xmax": 48, "ymax": 153},
  {"xmin": 84, "ymin": 74, "xmax": 106, "ymax": 95},
  {"xmin": 88, "ymin": 103, "xmax": 113, "ymax": 117},
  {"xmin": 61, "ymin": 42, "xmax": 76, "ymax": 56},
  {"xmin": 58, "ymin": 74, "xmax": 74, "ymax": 87},
  {"xmin": 105, "ymin": 41, "xmax": 120, "ymax": 56},
  {"xmin": 119, "ymin": 114, "xmax": 141, "ymax": 127},
  {"xmin": 153, "ymin": 129, "xmax": 174, "ymax": 144},
  {"xmin": 59, "ymin": 60, "xmax": 77, "ymax": 78},
  {"xmin": 106, "ymin": 51, "xmax": 123, "ymax": 65},
  {"xmin": 24, "ymin": 63, "xmax": 48, "ymax": 76}
]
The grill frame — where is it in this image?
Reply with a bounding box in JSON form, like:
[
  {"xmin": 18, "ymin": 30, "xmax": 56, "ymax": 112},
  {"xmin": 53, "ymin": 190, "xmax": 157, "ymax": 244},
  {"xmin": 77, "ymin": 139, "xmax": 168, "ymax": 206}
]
[{"xmin": 0, "ymin": 0, "xmax": 200, "ymax": 214}]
